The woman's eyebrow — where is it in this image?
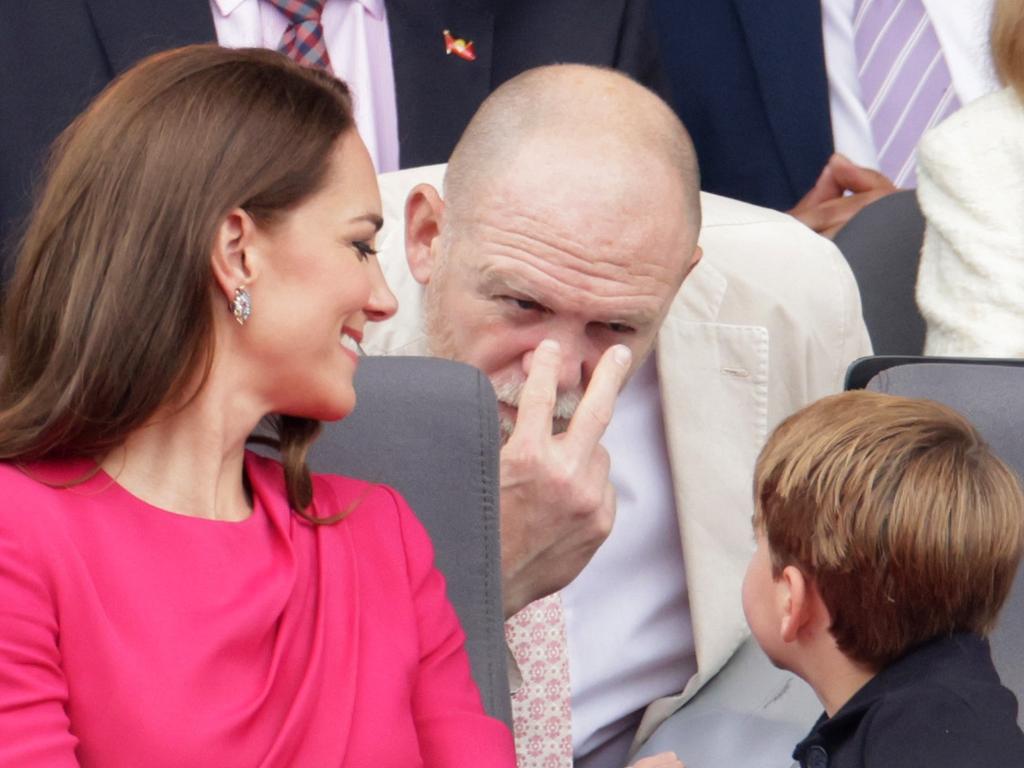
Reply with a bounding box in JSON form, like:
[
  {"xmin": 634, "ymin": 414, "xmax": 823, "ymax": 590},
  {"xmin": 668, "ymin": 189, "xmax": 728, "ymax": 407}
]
[{"xmin": 349, "ymin": 213, "xmax": 384, "ymax": 232}]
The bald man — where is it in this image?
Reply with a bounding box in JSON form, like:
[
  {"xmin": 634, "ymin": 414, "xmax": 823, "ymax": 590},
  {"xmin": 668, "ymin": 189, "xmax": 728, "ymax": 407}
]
[{"xmin": 365, "ymin": 65, "xmax": 871, "ymax": 767}]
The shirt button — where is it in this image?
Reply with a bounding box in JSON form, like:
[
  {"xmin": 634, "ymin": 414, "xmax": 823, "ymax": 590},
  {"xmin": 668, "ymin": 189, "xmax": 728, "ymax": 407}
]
[{"xmin": 806, "ymin": 745, "xmax": 829, "ymax": 768}]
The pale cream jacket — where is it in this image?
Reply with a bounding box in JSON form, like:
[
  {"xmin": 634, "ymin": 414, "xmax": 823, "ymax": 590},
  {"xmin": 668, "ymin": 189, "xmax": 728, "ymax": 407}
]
[{"xmin": 364, "ymin": 164, "xmax": 871, "ymax": 747}]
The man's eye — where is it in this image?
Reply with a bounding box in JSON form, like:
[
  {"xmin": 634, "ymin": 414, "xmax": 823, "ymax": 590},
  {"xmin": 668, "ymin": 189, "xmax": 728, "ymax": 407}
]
[
  {"xmin": 352, "ymin": 241, "xmax": 378, "ymax": 262},
  {"xmin": 502, "ymin": 296, "xmax": 542, "ymax": 312},
  {"xmin": 607, "ymin": 322, "xmax": 636, "ymax": 334}
]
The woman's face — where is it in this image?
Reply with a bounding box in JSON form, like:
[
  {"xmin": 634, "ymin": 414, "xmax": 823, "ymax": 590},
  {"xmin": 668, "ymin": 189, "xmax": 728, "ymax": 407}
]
[{"xmin": 243, "ymin": 129, "xmax": 397, "ymax": 421}]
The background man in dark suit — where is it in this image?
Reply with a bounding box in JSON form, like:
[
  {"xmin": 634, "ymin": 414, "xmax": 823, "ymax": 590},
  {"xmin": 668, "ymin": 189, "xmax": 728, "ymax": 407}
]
[
  {"xmin": 0, "ymin": 0, "xmax": 666, "ymax": 280},
  {"xmin": 650, "ymin": 0, "xmax": 996, "ymax": 236}
]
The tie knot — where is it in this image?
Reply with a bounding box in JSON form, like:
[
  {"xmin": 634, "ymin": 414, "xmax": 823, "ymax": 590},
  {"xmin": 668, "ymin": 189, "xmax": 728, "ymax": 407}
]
[{"xmin": 267, "ymin": 0, "xmax": 327, "ymax": 24}]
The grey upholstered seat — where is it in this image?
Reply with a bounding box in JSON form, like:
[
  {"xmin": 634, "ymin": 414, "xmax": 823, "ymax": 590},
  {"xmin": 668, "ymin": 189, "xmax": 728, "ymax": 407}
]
[
  {"xmin": 259, "ymin": 356, "xmax": 511, "ymax": 727},
  {"xmin": 849, "ymin": 356, "xmax": 1024, "ymax": 726},
  {"xmin": 833, "ymin": 190, "xmax": 926, "ymax": 356},
  {"xmin": 631, "ymin": 638, "xmax": 820, "ymax": 768}
]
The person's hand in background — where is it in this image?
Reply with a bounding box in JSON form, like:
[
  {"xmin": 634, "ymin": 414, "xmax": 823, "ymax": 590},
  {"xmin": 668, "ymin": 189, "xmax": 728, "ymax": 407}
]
[{"xmin": 790, "ymin": 153, "xmax": 897, "ymax": 238}]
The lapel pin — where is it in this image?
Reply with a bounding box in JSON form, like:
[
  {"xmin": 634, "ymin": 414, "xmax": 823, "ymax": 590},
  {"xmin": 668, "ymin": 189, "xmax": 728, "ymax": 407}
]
[{"xmin": 443, "ymin": 29, "xmax": 477, "ymax": 61}]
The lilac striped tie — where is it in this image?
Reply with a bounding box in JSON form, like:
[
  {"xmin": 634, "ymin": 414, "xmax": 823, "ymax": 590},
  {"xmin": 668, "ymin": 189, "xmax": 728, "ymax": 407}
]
[{"xmin": 854, "ymin": 0, "xmax": 960, "ymax": 187}]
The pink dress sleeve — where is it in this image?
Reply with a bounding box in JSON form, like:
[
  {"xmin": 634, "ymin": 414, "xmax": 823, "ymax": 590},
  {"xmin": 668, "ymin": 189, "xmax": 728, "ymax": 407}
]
[
  {"xmin": 0, "ymin": 511, "xmax": 80, "ymax": 766},
  {"xmin": 387, "ymin": 488, "xmax": 516, "ymax": 767}
]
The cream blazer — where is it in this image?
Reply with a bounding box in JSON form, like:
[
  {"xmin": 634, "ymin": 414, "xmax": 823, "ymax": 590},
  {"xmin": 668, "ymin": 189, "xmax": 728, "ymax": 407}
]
[
  {"xmin": 365, "ymin": 164, "xmax": 871, "ymax": 746},
  {"xmin": 917, "ymin": 87, "xmax": 1024, "ymax": 357}
]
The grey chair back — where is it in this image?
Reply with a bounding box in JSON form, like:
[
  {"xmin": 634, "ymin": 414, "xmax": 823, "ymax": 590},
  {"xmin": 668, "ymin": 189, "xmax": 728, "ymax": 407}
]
[
  {"xmin": 263, "ymin": 356, "xmax": 511, "ymax": 727},
  {"xmin": 833, "ymin": 190, "xmax": 926, "ymax": 355},
  {"xmin": 848, "ymin": 356, "xmax": 1024, "ymax": 725}
]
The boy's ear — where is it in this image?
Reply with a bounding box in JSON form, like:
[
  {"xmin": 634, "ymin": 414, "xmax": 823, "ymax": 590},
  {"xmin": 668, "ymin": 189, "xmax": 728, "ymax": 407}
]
[
  {"xmin": 779, "ymin": 565, "xmax": 815, "ymax": 643},
  {"xmin": 405, "ymin": 183, "xmax": 445, "ymax": 285}
]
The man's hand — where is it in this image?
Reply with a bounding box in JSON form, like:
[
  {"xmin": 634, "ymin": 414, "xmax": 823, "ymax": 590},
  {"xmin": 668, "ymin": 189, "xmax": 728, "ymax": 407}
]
[
  {"xmin": 500, "ymin": 339, "xmax": 632, "ymax": 617},
  {"xmin": 629, "ymin": 752, "xmax": 685, "ymax": 768},
  {"xmin": 789, "ymin": 153, "xmax": 897, "ymax": 238}
]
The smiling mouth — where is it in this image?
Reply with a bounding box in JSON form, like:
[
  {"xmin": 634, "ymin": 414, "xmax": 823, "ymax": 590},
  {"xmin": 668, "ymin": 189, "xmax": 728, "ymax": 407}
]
[{"xmin": 339, "ymin": 327, "xmax": 364, "ymax": 357}]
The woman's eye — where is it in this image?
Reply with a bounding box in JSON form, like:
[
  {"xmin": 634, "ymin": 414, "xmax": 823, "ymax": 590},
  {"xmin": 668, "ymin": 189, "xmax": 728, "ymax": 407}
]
[{"xmin": 352, "ymin": 241, "xmax": 378, "ymax": 262}]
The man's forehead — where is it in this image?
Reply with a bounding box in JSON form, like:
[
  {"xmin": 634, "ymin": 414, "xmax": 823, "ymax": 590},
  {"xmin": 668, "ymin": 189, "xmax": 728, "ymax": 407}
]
[{"xmin": 451, "ymin": 181, "xmax": 690, "ymax": 273}]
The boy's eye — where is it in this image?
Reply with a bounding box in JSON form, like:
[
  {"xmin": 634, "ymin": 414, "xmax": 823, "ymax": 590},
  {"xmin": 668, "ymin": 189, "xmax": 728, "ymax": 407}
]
[{"xmin": 352, "ymin": 241, "xmax": 378, "ymax": 261}]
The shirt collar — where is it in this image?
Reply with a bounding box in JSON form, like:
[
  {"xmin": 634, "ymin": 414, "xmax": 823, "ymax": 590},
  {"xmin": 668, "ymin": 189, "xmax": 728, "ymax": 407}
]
[
  {"xmin": 353, "ymin": 0, "xmax": 385, "ymax": 20},
  {"xmin": 212, "ymin": 0, "xmax": 248, "ymax": 17},
  {"xmin": 212, "ymin": 0, "xmax": 385, "ymax": 21}
]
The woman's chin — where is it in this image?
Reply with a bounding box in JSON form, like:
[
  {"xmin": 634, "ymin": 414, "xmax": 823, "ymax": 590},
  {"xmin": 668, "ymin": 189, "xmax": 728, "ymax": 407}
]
[{"xmin": 283, "ymin": 390, "xmax": 357, "ymax": 424}]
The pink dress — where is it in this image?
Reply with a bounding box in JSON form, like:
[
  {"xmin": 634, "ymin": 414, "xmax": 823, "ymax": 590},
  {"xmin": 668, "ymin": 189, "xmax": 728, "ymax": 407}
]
[{"xmin": 0, "ymin": 452, "xmax": 515, "ymax": 767}]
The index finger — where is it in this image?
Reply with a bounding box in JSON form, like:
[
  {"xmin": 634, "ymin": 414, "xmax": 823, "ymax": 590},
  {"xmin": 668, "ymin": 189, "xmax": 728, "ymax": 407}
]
[
  {"xmin": 510, "ymin": 338, "xmax": 563, "ymax": 438},
  {"xmin": 565, "ymin": 344, "xmax": 632, "ymax": 452}
]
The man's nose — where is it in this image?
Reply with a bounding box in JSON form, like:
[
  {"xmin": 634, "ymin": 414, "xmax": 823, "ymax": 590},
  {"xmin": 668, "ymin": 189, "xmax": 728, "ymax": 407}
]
[{"xmin": 522, "ymin": 335, "xmax": 587, "ymax": 393}]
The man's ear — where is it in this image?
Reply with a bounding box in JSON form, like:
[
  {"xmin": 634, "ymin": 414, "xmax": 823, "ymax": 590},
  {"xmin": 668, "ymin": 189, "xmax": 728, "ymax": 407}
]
[
  {"xmin": 210, "ymin": 208, "xmax": 258, "ymax": 302},
  {"xmin": 778, "ymin": 564, "xmax": 814, "ymax": 643},
  {"xmin": 405, "ymin": 183, "xmax": 445, "ymax": 285}
]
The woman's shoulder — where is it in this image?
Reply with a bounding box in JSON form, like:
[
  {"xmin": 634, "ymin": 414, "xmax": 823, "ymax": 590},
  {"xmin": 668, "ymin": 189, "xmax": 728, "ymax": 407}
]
[
  {"xmin": 307, "ymin": 467, "xmax": 433, "ymax": 560},
  {"xmin": 244, "ymin": 451, "xmax": 414, "ymax": 531},
  {"xmin": 919, "ymin": 88, "xmax": 1024, "ymax": 166},
  {"xmin": 0, "ymin": 458, "xmax": 90, "ymax": 511},
  {"xmin": 0, "ymin": 459, "xmax": 91, "ymax": 554}
]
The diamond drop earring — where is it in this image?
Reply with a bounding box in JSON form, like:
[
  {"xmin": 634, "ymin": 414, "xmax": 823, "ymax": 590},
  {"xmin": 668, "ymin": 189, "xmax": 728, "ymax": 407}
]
[{"xmin": 231, "ymin": 286, "xmax": 252, "ymax": 325}]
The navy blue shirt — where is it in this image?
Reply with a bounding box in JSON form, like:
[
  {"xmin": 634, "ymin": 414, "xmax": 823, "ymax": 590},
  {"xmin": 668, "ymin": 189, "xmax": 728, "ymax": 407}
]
[{"xmin": 793, "ymin": 634, "xmax": 1024, "ymax": 768}]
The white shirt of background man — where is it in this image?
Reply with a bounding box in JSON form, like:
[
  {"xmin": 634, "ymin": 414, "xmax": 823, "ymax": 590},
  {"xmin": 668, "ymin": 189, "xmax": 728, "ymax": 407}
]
[
  {"xmin": 210, "ymin": 0, "xmax": 400, "ymax": 173},
  {"xmin": 821, "ymin": 0, "xmax": 1000, "ymax": 173}
]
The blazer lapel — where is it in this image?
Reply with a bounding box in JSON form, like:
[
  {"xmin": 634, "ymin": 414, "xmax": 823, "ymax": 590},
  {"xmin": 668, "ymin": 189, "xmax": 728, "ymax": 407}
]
[
  {"xmin": 386, "ymin": 0, "xmax": 494, "ymax": 168},
  {"xmin": 635, "ymin": 258, "xmax": 769, "ymax": 744},
  {"xmin": 85, "ymin": 0, "xmax": 216, "ymax": 75},
  {"xmin": 731, "ymin": 0, "xmax": 833, "ymax": 199}
]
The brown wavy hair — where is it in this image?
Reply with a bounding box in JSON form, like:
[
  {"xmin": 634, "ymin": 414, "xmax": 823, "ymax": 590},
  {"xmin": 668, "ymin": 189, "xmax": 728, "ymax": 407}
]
[
  {"xmin": 992, "ymin": 0, "xmax": 1024, "ymax": 97},
  {"xmin": 0, "ymin": 45, "xmax": 353, "ymax": 520},
  {"xmin": 754, "ymin": 391, "xmax": 1024, "ymax": 668}
]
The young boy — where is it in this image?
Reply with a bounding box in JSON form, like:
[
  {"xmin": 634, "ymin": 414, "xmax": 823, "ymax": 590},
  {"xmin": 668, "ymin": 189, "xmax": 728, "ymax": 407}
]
[{"xmin": 744, "ymin": 390, "xmax": 1024, "ymax": 767}]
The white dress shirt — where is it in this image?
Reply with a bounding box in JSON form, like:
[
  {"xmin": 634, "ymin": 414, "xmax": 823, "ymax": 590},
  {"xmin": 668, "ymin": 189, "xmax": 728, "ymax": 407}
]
[
  {"xmin": 210, "ymin": 0, "xmax": 399, "ymax": 172},
  {"xmin": 563, "ymin": 353, "xmax": 697, "ymax": 768},
  {"xmin": 821, "ymin": 0, "xmax": 999, "ymax": 172}
]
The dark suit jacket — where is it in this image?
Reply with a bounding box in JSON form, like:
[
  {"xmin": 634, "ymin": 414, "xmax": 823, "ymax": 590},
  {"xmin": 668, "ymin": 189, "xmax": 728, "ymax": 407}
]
[
  {"xmin": 793, "ymin": 634, "xmax": 1024, "ymax": 768},
  {"xmin": 650, "ymin": 0, "xmax": 833, "ymax": 211},
  {"xmin": 0, "ymin": 0, "xmax": 666, "ymax": 279}
]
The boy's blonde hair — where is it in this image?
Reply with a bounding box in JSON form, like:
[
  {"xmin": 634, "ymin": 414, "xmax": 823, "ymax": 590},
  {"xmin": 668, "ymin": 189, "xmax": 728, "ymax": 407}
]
[{"xmin": 753, "ymin": 391, "xmax": 1024, "ymax": 668}]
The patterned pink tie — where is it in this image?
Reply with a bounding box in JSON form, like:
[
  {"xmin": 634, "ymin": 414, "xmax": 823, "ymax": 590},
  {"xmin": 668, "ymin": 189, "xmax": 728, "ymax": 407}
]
[
  {"xmin": 267, "ymin": 0, "xmax": 334, "ymax": 74},
  {"xmin": 506, "ymin": 593, "xmax": 573, "ymax": 768},
  {"xmin": 854, "ymin": 0, "xmax": 960, "ymax": 187}
]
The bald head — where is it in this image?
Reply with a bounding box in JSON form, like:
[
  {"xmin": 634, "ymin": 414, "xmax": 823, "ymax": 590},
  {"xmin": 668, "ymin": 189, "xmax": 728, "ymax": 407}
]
[{"xmin": 443, "ymin": 64, "xmax": 701, "ymax": 249}]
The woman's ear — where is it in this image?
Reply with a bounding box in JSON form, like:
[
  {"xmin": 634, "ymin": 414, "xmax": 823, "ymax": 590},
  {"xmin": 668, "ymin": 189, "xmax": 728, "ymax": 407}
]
[
  {"xmin": 210, "ymin": 208, "xmax": 258, "ymax": 302},
  {"xmin": 404, "ymin": 183, "xmax": 445, "ymax": 285}
]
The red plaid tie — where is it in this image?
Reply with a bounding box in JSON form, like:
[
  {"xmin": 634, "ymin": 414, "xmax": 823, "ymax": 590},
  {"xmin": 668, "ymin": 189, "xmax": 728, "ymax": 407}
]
[{"xmin": 267, "ymin": 0, "xmax": 334, "ymax": 73}]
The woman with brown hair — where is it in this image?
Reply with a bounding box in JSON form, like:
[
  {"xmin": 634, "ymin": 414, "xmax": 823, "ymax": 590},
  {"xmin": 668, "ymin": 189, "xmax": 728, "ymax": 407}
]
[
  {"xmin": 0, "ymin": 45, "xmax": 514, "ymax": 767},
  {"xmin": 915, "ymin": 0, "xmax": 1024, "ymax": 356}
]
